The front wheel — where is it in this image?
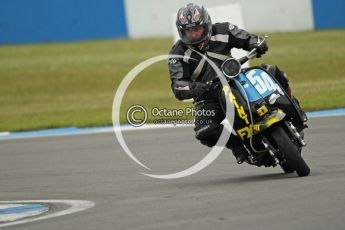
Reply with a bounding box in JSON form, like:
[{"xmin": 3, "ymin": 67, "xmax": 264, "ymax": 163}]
[
  {"xmin": 269, "ymin": 125, "xmax": 310, "ymax": 177},
  {"xmin": 280, "ymin": 161, "xmax": 295, "ymax": 173}
]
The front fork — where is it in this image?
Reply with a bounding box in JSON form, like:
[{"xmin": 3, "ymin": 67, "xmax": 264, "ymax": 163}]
[
  {"xmin": 284, "ymin": 120, "xmax": 307, "ymax": 147},
  {"xmin": 260, "ymin": 120, "xmax": 307, "ymax": 166},
  {"xmin": 243, "ymin": 119, "xmax": 307, "ymax": 167}
]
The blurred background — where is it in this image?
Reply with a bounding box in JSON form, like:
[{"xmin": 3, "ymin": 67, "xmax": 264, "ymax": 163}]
[{"xmin": 0, "ymin": 0, "xmax": 344, "ymax": 132}]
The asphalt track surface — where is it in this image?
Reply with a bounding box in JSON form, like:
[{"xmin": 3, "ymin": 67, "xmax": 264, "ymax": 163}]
[{"xmin": 1, "ymin": 116, "xmax": 345, "ymax": 230}]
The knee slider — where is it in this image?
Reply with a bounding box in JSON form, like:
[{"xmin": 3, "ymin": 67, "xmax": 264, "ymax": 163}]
[
  {"xmin": 195, "ymin": 123, "xmax": 222, "ymax": 140},
  {"xmin": 195, "ymin": 123, "xmax": 223, "ymax": 147}
]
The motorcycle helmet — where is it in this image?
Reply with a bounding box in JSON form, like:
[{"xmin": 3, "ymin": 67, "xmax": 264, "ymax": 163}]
[{"xmin": 176, "ymin": 3, "xmax": 212, "ymax": 50}]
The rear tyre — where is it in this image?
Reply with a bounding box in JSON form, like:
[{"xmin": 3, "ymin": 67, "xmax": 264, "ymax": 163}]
[{"xmin": 269, "ymin": 125, "xmax": 310, "ymax": 177}]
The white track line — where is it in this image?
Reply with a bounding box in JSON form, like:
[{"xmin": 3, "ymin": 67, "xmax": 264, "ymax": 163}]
[
  {"xmin": 0, "ymin": 200, "xmax": 95, "ymax": 228},
  {"xmin": 0, "ymin": 132, "xmax": 10, "ymax": 136},
  {"xmin": 0, "ymin": 204, "xmax": 48, "ymax": 222}
]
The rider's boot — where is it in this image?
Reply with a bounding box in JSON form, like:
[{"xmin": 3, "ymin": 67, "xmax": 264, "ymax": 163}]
[
  {"xmin": 232, "ymin": 145, "xmax": 248, "ymax": 164},
  {"xmin": 227, "ymin": 138, "xmax": 248, "ymax": 164},
  {"xmin": 262, "ymin": 64, "xmax": 307, "ymax": 123},
  {"xmin": 287, "ymin": 86, "xmax": 308, "ymax": 123}
]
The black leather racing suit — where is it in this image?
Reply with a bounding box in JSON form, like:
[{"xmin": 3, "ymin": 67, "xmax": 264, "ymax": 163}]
[{"xmin": 167, "ymin": 22, "xmax": 289, "ymax": 148}]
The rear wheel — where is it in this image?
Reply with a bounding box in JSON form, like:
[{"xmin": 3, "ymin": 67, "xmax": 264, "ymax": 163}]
[{"xmin": 269, "ymin": 125, "xmax": 310, "ymax": 177}]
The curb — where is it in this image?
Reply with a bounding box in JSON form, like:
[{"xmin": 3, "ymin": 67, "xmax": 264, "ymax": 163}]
[{"xmin": 1, "ymin": 108, "xmax": 344, "ymax": 140}]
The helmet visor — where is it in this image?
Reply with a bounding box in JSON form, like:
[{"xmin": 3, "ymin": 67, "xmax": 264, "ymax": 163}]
[{"xmin": 180, "ymin": 25, "xmax": 208, "ymax": 45}]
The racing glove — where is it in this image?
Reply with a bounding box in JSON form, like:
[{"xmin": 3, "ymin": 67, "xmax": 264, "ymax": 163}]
[
  {"xmin": 190, "ymin": 81, "xmax": 209, "ymax": 96},
  {"xmin": 256, "ymin": 41, "xmax": 268, "ymax": 58},
  {"xmin": 248, "ymin": 36, "xmax": 268, "ymax": 58}
]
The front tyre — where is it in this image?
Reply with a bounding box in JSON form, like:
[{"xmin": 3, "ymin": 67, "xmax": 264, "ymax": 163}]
[
  {"xmin": 280, "ymin": 161, "xmax": 295, "ymax": 173},
  {"xmin": 269, "ymin": 125, "xmax": 310, "ymax": 177}
]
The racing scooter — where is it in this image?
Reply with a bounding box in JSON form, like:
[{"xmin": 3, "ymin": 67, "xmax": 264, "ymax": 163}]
[{"xmin": 208, "ymin": 36, "xmax": 310, "ymax": 177}]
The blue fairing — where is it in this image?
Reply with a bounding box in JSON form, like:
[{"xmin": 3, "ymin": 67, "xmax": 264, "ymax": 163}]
[{"xmin": 235, "ymin": 68, "xmax": 279, "ymax": 102}]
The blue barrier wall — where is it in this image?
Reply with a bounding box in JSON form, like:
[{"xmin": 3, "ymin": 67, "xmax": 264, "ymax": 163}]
[
  {"xmin": 0, "ymin": 0, "xmax": 127, "ymax": 44},
  {"xmin": 312, "ymin": 0, "xmax": 345, "ymax": 29},
  {"xmin": 1, "ymin": 0, "xmax": 344, "ymax": 44}
]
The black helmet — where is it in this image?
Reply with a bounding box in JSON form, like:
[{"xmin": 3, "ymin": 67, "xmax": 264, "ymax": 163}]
[{"xmin": 176, "ymin": 3, "xmax": 212, "ymax": 50}]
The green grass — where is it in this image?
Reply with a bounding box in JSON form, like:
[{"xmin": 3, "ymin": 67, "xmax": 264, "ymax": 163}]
[
  {"xmin": 0, "ymin": 30, "xmax": 344, "ymax": 132},
  {"xmin": 251, "ymin": 30, "xmax": 345, "ymax": 111}
]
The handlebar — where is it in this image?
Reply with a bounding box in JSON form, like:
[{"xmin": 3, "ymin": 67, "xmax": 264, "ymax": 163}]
[
  {"xmin": 242, "ymin": 35, "xmax": 268, "ymax": 63},
  {"xmin": 193, "ymin": 35, "xmax": 268, "ymax": 103}
]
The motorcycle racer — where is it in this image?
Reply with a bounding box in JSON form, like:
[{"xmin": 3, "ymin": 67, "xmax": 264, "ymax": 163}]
[{"xmin": 167, "ymin": 3, "xmax": 305, "ymax": 164}]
